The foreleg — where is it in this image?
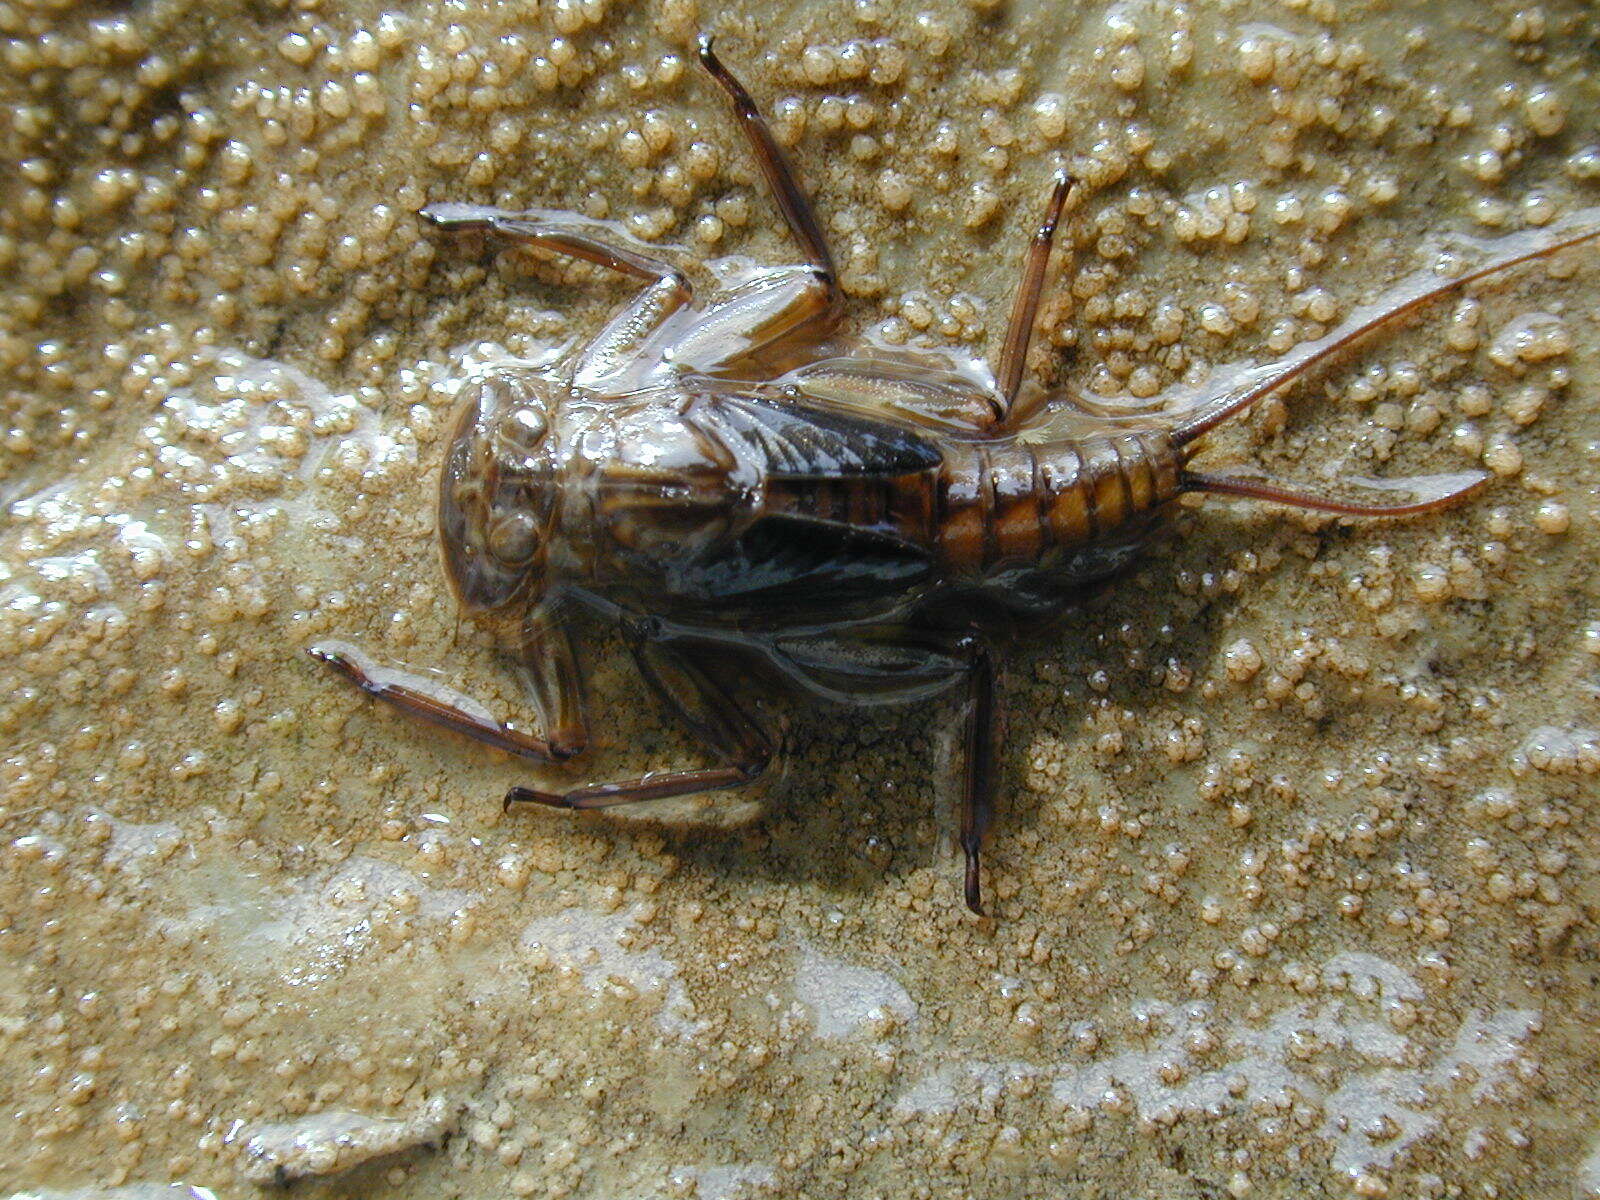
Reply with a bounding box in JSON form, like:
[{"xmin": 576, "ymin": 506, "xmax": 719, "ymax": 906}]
[
  {"xmin": 309, "ymin": 617, "xmax": 587, "ymax": 762},
  {"xmin": 423, "ymin": 203, "xmax": 698, "ymax": 390}
]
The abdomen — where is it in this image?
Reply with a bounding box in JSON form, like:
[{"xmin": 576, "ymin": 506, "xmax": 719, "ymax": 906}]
[{"xmin": 930, "ymin": 428, "xmax": 1182, "ymax": 582}]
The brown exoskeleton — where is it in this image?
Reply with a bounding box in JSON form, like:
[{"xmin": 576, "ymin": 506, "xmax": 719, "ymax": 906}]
[{"xmin": 313, "ymin": 36, "xmax": 1600, "ymax": 914}]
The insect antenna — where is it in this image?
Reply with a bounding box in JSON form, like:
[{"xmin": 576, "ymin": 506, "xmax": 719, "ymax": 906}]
[{"xmin": 1170, "ymin": 209, "xmax": 1600, "ymax": 451}]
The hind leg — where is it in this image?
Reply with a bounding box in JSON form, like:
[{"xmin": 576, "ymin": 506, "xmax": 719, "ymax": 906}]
[
  {"xmin": 994, "ymin": 170, "xmax": 1076, "ymax": 422},
  {"xmin": 765, "ymin": 620, "xmax": 1001, "ymax": 915}
]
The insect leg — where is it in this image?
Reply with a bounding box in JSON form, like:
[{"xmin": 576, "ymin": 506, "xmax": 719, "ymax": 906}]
[
  {"xmin": 766, "ymin": 622, "xmax": 972, "ymax": 705},
  {"xmin": 642, "ymin": 36, "xmax": 844, "ymax": 377},
  {"xmin": 639, "ymin": 265, "xmax": 840, "ymax": 380},
  {"xmin": 777, "ymin": 362, "xmax": 1004, "ymax": 436},
  {"xmin": 308, "ymin": 635, "xmax": 585, "ymax": 762},
  {"xmin": 955, "ymin": 633, "xmax": 999, "ymax": 917},
  {"xmin": 766, "ymin": 619, "xmax": 999, "ymax": 913},
  {"xmin": 422, "ymin": 203, "xmax": 694, "ymax": 301},
  {"xmin": 423, "ymin": 203, "xmax": 708, "ymax": 389},
  {"xmin": 775, "ymin": 621, "xmax": 1000, "ymax": 914},
  {"xmin": 510, "ymin": 613, "xmax": 589, "ymax": 758},
  {"xmin": 697, "ymin": 35, "xmax": 838, "ymax": 289},
  {"xmin": 995, "ymin": 170, "xmax": 1076, "ymax": 428},
  {"xmin": 504, "ymin": 637, "xmax": 773, "ymax": 810}
]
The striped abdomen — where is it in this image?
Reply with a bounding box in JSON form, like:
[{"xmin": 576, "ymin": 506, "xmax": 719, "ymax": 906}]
[
  {"xmin": 592, "ymin": 393, "xmax": 1184, "ymax": 598},
  {"xmin": 930, "ymin": 428, "xmax": 1182, "ymax": 575}
]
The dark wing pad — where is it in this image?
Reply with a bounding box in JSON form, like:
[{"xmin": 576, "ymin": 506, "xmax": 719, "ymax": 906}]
[
  {"xmin": 704, "ymin": 395, "xmax": 943, "ymax": 480},
  {"xmin": 671, "ymin": 513, "xmax": 933, "ymax": 605}
]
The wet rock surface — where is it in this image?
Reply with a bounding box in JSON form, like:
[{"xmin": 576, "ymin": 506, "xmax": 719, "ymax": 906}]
[{"xmin": 2, "ymin": 1, "xmax": 1598, "ymax": 1197}]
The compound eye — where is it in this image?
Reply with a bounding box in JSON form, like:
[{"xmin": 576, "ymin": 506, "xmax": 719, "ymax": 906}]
[
  {"xmin": 487, "ymin": 509, "xmax": 541, "ymax": 565},
  {"xmin": 502, "ymin": 406, "xmax": 548, "ymax": 450}
]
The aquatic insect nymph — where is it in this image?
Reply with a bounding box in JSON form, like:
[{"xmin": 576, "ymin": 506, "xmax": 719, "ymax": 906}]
[{"xmin": 313, "ymin": 36, "xmax": 1600, "ymax": 914}]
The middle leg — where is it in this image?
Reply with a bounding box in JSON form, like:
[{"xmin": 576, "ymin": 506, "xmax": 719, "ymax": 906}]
[
  {"xmin": 644, "ymin": 36, "xmax": 847, "ymax": 377},
  {"xmin": 698, "ymin": 35, "xmax": 838, "ymax": 286},
  {"xmin": 504, "ymin": 633, "xmax": 773, "ymax": 810}
]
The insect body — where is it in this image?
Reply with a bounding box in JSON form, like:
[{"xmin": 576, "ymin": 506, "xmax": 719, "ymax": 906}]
[{"xmin": 313, "ymin": 36, "xmax": 1600, "ymax": 914}]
